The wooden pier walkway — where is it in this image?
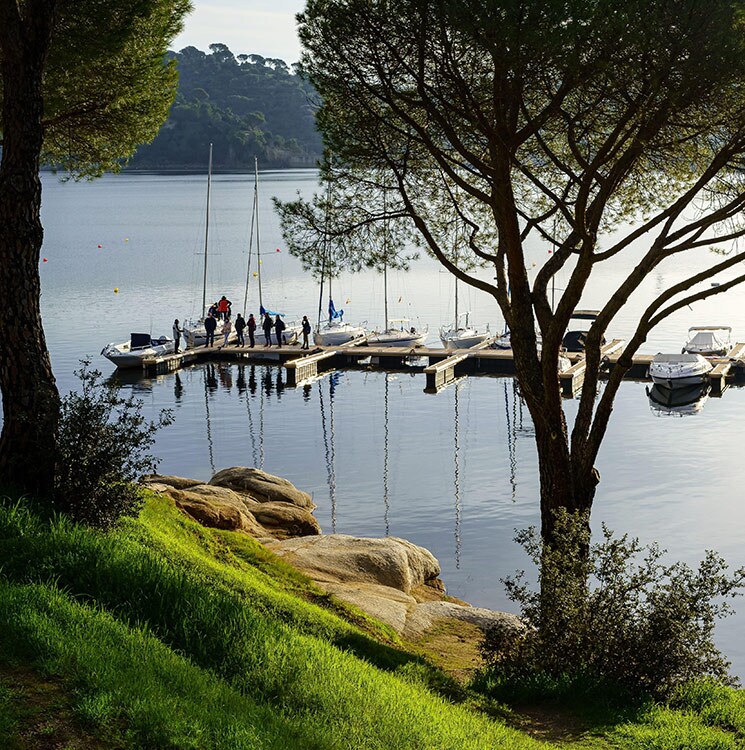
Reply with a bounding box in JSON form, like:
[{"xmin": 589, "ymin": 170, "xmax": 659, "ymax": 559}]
[{"xmin": 132, "ymin": 339, "xmax": 745, "ymax": 395}]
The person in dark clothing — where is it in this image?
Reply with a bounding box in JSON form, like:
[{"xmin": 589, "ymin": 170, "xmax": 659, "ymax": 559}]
[
  {"xmin": 173, "ymin": 319, "xmax": 182, "ymax": 353},
  {"xmin": 208, "ymin": 302, "xmax": 218, "ymax": 318},
  {"xmin": 247, "ymin": 313, "xmax": 257, "ymax": 347},
  {"xmin": 301, "ymin": 315, "xmax": 311, "ymax": 349},
  {"xmin": 274, "ymin": 315, "xmax": 286, "ymax": 348},
  {"xmin": 204, "ymin": 313, "xmax": 217, "ymax": 347},
  {"xmin": 234, "ymin": 313, "xmax": 246, "ymax": 346},
  {"xmin": 262, "ymin": 312, "xmax": 273, "ymax": 346}
]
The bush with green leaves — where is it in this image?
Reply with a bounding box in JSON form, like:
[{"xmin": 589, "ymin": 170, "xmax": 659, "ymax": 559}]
[
  {"xmin": 54, "ymin": 360, "xmax": 172, "ymax": 529},
  {"xmin": 478, "ymin": 511, "xmax": 745, "ymax": 699}
]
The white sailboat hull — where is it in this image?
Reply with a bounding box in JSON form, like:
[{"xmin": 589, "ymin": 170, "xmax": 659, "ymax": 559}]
[
  {"xmin": 440, "ymin": 327, "xmax": 491, "ymax": 349},
  {"xmin": 314, "ymin": 323, "xmax": 367, "ymax": 346},
  {"xmin": 368, "ymin": 329, "xmax": 427, "ymax": 347}
]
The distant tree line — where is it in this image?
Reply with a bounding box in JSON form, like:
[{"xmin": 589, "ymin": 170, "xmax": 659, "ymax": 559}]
[{"xmin": 129, "ymin": 43, "xmax": 323, "ymax": 170}]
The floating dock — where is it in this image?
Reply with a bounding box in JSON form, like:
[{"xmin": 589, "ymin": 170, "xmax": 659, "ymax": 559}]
[{"xmin": 132, "ymin": 339, "xmax": 745, "ymax": 395}]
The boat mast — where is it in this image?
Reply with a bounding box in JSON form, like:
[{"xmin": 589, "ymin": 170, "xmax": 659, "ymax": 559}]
[
  {"xmin": 242, "ymin": 158, "xmax": 259, "ymax": 315},
  {"xmin": 383, "ymin": 190, "xmax": 389, "ymax": 330},
  {"xmin": 317, "ymin": 169, "xmax": 333, "ymax": 329},
  {"xmin": 201, "ymin": 143, "xmax": 213, "ymax": 315},
  {"xmin": 255, "ymin": 157, "xmax": 264, "ymax": 313}
]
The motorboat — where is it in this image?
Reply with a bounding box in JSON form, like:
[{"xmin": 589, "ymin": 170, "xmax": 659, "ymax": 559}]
[
  {"xmin": 682, "ymin": 326, "xmax": 731, "ymax": 356},
  {"xmin": 562, "ymin": 310, "xmax": 606, "ymax": 352},
  {"xmin": 368, "ymin": 319, "xmax": 428, "ymax": 347},
  {"xmin": 101, "ymin": 332, "xmax": 174, "ymax": 369},
  {"xmin": 647, "ymin": 383, "xmax": 710, "ymax": 416},
  {"xmin": 648, "ymin": 352, "xmax": 712, "ymax": 389},
  {"xmin": 440, "ymin": 312, "xmax": 491, "ymax": 349}
]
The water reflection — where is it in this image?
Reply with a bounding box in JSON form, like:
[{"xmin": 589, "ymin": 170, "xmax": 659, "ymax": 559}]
[
  {"xmin": 647, "ymin": 383, "xmax": 710, "ymax": 417},
  {"xmin": 203, "ymin": 365, "xmax": 216, "ymax": 474},
  {"xmin": 383, "ymin": 373, "xmax": 391, "ymax": 536},
  {"xmin": 453, "ymin": 381, "xmax": 462, "ymax": 568},
  {"xmin": 319, "ymin": 372, "xmax": 340, "ymax": 532}
]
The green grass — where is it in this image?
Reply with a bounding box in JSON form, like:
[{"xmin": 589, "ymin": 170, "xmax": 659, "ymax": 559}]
[
  {"xmin": 0, "ymin": 494, "xmax": 547, "ymax": 749},
  {"xmin": 2, "ymin": 492, "xmax": 745, "ymax": 749}
]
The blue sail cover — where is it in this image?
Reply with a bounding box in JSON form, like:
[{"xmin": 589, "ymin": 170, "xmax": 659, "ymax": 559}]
[
  {"xmin": 328, "ymin": 298, "xmax": 344, "ymax": 322},
  {"xmin": 260, "ymin": 305, "xmax": 284, "ymax": 316}
]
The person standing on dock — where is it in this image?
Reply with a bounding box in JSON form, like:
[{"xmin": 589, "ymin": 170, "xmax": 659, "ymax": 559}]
[
  {"xmin": 173, "ymin": 319, "xmax": 182, "ymax": 353},
  {"xmin": 247, "ymin": 313, "xmax": 257, "ymax": 348},
  {"xmin": 217, "ymin": 295, "xmax": 231, "ymax": 320},
  {"xmin": 274, "ymin": 315, "xmax": 286, "ymax": 348},
  {"xmin": 262, "ymin": 312, "xmax": 273, "ymax": 347},
  {"xmin": 234, "ymin": 313, "xmax": 246, "ymax": 347},
  {"xmin": 220, "ymin": 317, "xmax": 233, "ymax": 348},
  {"xmin": 204, "ymin": 313, "xmax": 217, "ymax": 347},
  {"xmin": 301, "ymin": 315, "xmax": 311, "ymax": 349}
]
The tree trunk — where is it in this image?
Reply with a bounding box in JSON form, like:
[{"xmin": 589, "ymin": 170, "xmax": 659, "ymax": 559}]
[{"xmin": 0, "ymin": 6, "xmax": 59, "ymax": 497}]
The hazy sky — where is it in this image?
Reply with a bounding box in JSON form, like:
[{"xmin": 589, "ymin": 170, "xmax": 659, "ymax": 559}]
[{"xmin": 171, "ymin": 0, "xmax": 305, "ymax": 64}]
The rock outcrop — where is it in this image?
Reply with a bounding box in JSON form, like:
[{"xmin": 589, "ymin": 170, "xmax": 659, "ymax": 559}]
[
  {"xmin": 141, "ymin": 471, "xmax": 320, "ymax": 539},
  {"xmin": 142, "ymin": 469, "xmax": 519, "ymax": 646}
]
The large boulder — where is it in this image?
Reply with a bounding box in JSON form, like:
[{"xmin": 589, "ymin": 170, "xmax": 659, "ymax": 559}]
[
  {"xmin": 163, "ymin": 485, "xmax": 263, "ymax": 535},
  {"xmin": 242, "ymin": 498, "xmax": 320, "ymax": 537},
  {"xmin": 210, "ymin": 467, "xmax": 314, "ymax": 510},
  {"xmin": 403, "ymin": 601, "xmax": 524, "ymax": 640},
  {"xmin": 269, "ymin": 535, "xmax": 440, "ymax": 594}
]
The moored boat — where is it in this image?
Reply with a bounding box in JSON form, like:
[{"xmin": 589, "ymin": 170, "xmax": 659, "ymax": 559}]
[
  {"xmin": 368, "ymin": 319, "xmax": 428, "ymax": 347},
  {"xmin": 440, "ymin": 312, "xmax": 490, "ymax": 349},
  {"xmin": 682, "ymin": 326, "xmax": 731, "ymax": 356},
  {"xmin": 101, "ymin": 333, "xmax": 174, "ymax": 369},
  {"xmin": 649, "ymin": 352, "xmax": 712, "ymax": 389}
]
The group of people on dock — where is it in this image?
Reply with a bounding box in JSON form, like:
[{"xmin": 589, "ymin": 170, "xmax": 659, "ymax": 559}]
[{"xmin": 172, "ymin": 302, "xmax": 312, "ymax": 353}]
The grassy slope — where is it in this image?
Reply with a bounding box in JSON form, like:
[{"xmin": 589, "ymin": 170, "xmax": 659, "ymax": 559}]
[{"xmin": 1, "ymin": 492, "xmax": 744, "ymax": 749}]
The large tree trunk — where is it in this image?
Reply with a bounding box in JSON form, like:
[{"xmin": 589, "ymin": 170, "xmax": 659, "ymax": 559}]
[{"xmin": 0, "ymin": 5, "xmax": 59, "ymax": 497}]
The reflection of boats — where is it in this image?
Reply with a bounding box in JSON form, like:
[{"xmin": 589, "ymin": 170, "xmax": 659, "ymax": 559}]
[
  {"xmin": 319, "ymin": 372, "xmax": 341, "ymax": 531},
  {"xmin": 562, "ymin": 310, "xmax": 606, "ymax": 352},
  {"xmin": 101, "ymin": 332, "xmax": 174, "ymax": 368},
  {"xmin": 682, "ymin": 326, "xmax": 731, "ymax": 356},
  {"xmin": 647, "ymin": 383, "xmax": 710, "ymax": 416},
  {"xmin": 649, "ymin": 353, "xmax": 712, "ymax": 389}
]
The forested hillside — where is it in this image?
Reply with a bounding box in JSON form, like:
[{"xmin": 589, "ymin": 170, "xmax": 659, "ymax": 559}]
[{"xmin": 130, "ymin": 44, "xmax": 322, "ymax": 170}]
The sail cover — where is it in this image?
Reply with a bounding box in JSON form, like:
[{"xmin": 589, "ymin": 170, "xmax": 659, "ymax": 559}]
[{"xmin": 328, "ymin": 298, "xmax": 344, "ymax": 321}]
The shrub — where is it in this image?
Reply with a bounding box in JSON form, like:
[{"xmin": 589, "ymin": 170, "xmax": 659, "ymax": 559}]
[
  {"xmin": 479, "ymin": 511, "xmax": 745, "ymax": 699},
  {"xmin": 54, "ymin": 360, "xmax": 172, "ymax": 529}
]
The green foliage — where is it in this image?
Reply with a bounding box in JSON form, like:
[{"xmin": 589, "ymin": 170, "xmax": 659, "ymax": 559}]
[
  {"xmin": 54, "ymin": 361, "xmax": 172, "ymax": 529},
  {"xmin": 129, "ymin": 44, "xmax": 322, "ymax": 169},
  {"xmin": 16, "ymin": 0, "xmax": 192, "ymax": 177},
  {"xmin": 479, "ymin": 511, "xmax": 745, "ymax": 699}
]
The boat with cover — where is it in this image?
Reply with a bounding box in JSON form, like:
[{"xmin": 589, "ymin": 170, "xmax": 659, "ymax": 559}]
[
  {"xmin": 649, "ymin": 352, "xmax": 713, "ymax": 389},
  {"xmin": 647, "ymin": 383, "xmax": 710, "ymax": 416},
  {"xmin": 101, "ymin": 332, "xmax": 174, "ymax": 369},
  {"xmin": 315, "ymin": 299, "xmax": 367, "ymax": 346},
  {"xmin": 562, "ymin": 309, "xmax": 607, "ymax": 352},
  {"xmin": 682, "ymin": 326, "xmax": 731, "ymax": 356}
]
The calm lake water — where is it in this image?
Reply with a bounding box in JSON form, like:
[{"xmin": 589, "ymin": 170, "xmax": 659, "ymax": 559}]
[{"xmin": 29, "ymin": 170, "xmax": 745, "ymax": 677}]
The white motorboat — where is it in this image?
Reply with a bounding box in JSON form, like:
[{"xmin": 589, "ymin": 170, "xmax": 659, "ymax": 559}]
[
  {"xmin": 492, "ymin": 329, "xmax": 543, "ymax": 350},
  {"xmin": 682, "ymin": 326, "xmax": 731, "ymax": 356},
  {"xmin": 649, "ymin": 352, "xmax": 713, "ymax": 389},
  {"xmin": 368, "ymin": 318, "xmax": 428, "ymax": 347},
  {"xmin": 647, "ymin": 383, "xmax": 710, "ymax": 416},
  {"xmin": 440, "ymin": 312, "xmax": 491, "ymax": 349},
  {"xmin": 101, "ymin": 333, "xmax": 174, "ymax": 369}
]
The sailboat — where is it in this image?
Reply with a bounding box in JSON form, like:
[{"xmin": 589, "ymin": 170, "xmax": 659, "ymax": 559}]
[
  {"xmin": 313, "ymin": 176, "xmax": 367, "ymax": 346},
  {"xmin": 440, "ymin": 276, "xmax": 491, "ymax": 349},
  {"xmin": 183, "ymin": 144, "xmax": 217, "ymax": 348},
  {"xmin": 242, "ymin": 157, "xmax": 300, "ymax": 345},
  {"xmin": 367, "ymin": 236, "xmax": 427, "ymax": 347}
]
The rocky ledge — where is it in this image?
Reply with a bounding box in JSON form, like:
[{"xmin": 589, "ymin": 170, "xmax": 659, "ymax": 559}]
[{"xmin": 141, "ymin": 467, "xmax": 521, "ymax": 642}]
